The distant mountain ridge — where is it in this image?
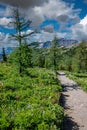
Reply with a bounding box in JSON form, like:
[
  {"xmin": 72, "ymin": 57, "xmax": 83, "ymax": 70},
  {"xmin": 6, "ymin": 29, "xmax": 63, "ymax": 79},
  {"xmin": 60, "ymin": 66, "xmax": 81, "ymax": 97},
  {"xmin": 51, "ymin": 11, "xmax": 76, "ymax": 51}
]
[
  {"xmin": 39, "ymin": 41, "xmax": 51, "ymax": 48},
  {"xmin": 39, "ymin": 38, "xmax": 78, "ymax": 48},
  {"xmin": 0, "ymin": 38, "xmax": 78, "ymax": 57},
  {"xmin": 59, "ymin": 38, "xmax": 78, "ymax": 47}
]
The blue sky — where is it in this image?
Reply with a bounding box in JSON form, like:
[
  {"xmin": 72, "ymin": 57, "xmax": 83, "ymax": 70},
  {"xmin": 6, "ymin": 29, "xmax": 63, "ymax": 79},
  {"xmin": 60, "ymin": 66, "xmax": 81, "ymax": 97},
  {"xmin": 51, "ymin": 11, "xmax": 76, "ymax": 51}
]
[
  {"xmin": 69, "ymin": 0, "xmax": 87, "ymax": 18},
  {"xmin": 0, "ymin": 0, "xmax": 87, "ymax": 47}
]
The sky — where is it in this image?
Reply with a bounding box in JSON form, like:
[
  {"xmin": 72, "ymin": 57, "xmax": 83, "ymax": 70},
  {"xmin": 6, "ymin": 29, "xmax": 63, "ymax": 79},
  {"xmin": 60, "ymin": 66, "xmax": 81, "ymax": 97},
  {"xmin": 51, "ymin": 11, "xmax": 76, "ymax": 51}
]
[{"xmin": 0, "ymin": 0, "xmax": 87, "ymax": 47}]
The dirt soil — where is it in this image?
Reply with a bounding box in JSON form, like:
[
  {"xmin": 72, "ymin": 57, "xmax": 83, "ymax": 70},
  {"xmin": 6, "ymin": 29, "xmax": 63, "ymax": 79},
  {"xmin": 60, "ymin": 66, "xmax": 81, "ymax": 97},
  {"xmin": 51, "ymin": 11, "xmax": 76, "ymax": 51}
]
[{"xmin": 58, "ymin": 72, "xmax": 87, "ymax": 130}]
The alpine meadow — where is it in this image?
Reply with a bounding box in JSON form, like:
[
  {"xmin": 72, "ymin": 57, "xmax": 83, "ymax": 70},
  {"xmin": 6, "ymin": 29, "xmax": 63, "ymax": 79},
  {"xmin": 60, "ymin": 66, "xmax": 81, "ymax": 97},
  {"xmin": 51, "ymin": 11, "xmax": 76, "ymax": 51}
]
[{"xmin": 0, "ymin": 0, "xmax": 87, "ymax": 130}]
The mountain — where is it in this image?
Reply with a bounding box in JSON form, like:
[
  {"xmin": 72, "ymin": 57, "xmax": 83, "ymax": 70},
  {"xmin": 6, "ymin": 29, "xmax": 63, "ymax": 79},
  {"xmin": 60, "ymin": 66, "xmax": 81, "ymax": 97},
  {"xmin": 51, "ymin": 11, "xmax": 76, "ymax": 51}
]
[
  {"xmin": 39, "ymin": 41, "xmax": 51, "ymax": 48},
  {"xmin": 0, "ymin": 38, "xmax": 78, "ymax": 59},
  {"xmin": 39, "ymin": 38, "xmax": 78, "ymax": 48},
  {"xmin": 58, "ymin": 38, "xmax": 78, "ymax": 47}
]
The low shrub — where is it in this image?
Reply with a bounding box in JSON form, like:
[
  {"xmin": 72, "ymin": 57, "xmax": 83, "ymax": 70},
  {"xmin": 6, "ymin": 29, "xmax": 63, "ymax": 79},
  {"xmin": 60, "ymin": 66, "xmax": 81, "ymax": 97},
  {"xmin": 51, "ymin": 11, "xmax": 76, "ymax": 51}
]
[{"xmin": 0, "ymin": 64, "xmax": 63, "ymax": 130}]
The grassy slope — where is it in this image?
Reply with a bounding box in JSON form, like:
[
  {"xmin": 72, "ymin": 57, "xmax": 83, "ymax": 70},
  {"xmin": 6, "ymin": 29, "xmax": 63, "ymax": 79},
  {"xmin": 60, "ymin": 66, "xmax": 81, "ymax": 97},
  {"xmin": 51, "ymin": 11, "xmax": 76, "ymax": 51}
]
[
  {"xmin": 0, "ymin": 63, "xmax": 63, "ymax": 130},
  {"xmin": 66, "ymin": 72, "xmax": 87, "ymax": 91}
]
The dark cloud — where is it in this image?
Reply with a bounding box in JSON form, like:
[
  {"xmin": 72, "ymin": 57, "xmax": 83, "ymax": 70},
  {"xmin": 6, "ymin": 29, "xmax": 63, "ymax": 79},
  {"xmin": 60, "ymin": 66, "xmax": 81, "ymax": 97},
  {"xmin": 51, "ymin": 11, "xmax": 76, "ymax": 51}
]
[
  {"xmin": 57, "ymin": 15, "xmax": 69, "ymax": 23},
  {"xmin": 0, "ymin": 0, "xmax": 48, "ymax": 8},
  {"xmin": 57, "ymin": 14, "xmax": 80, "ymax": 26},
  {"xmin": 70, "ymin": 17, "xmax": 80, "ymax": 24},
  {"xmin": 42, "ymin": 25, "xmax": 54, "ymax": 33}
]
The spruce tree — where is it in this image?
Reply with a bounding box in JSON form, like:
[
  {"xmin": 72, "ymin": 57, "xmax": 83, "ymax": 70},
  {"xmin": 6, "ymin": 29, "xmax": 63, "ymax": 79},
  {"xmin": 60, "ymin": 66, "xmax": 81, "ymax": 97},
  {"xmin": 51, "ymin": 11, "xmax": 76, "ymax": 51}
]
[
  {"xmin": 2, "ymin": 47, "xmax": 7, "ymax": 62},
  {"xmin": 11, "ymin": 9, "xmax": 34, "ymax": 73},
  {"xmin": 51, "ymin": 36, "xmax": 60, "ymax": 74}
]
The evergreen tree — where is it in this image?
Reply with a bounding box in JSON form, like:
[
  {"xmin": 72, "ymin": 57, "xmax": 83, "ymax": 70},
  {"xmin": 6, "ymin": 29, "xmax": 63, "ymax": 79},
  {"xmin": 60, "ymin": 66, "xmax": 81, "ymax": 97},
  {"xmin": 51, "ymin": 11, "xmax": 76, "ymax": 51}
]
[
  {"xmin": 73, "ymin": 42, "xmax": 87, "ymax": 72},
  {"xmin": 50, "ymin": 36, "xmax": 60, "ymax": 74},
  {"xmin": 11, "ymin": 9, "xmax": 34, "ymax": 73},
  {"xmin": 2, "ymin": 47, "xmax": 7, "ymax": 62},
  {"xmin": 20, "ymin": 43, "xmax": 33, "ymax": 68}
]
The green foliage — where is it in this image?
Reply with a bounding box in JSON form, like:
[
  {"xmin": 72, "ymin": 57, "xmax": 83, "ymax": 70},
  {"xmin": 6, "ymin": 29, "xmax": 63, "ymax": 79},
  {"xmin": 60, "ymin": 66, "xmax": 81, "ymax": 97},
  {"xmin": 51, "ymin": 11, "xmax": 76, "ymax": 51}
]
[
  {"xmin": 31, "ymin": 37, "xmax": 61, "ymax": 71},
  {"xmin": 8, "ymin": 44, "xmax": 33, "ymax": 72},
  {"xmin": 0, "ymin": 63, "xmax": 63, "ymax": 130},
  {"xmin": 66, "ymin": 72, "xmax": 87, "ymax": 91},
  {"xmin": 31, "ymin": 37, "xmax": 62, "ymax": 70},
  {"xmin": 58, "ymin": 42, "xmax": 87, "ymax": 73},
  {"xmin": 50, "ymin": 36, "xmax": 61, "ymax": 73},
  {"xmin": 20, "ymin": 44, "xmax": 33, "ymax": 68},
  {"xmin": 10, "ymin": 9, "xmax": 34, "ymax": 74},
  {"xmin": 73, "ymin": 42, "xmax": 87, "ymax": 72},
  {"xmin": 32, "ymin": 48, "xmax": 50, "ymax": 68}
]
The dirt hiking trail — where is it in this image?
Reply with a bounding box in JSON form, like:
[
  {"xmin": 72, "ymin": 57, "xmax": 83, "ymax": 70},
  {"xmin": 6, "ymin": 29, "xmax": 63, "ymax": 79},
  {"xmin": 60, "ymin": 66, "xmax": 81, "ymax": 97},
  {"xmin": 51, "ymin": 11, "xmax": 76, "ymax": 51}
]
[{"xmin": 58, "ymin": 72, "xmax": 87, "ymax": 130}]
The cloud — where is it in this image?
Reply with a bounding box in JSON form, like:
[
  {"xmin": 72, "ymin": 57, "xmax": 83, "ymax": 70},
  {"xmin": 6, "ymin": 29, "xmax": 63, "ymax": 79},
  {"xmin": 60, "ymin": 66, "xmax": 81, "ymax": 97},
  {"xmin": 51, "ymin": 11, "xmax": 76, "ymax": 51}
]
[
  {"xmin": 0, "ymin": 0, "xmax": 84, "ymax": 44},
  {"xmin": 0, "ymin": 32, "xmax": 18, "ymax": 47},
  {"xmin": 83, "ymin": 0, "xmax": 87, "ymax": 4},
  {"xmin": 42, "ymin": 25, "xmax": 54, "ymax": 33},
  {"xmin": 0, "ymin": 5, "xmax": 13, "ymax": 18},
  {"xmin": 0, "ymin": 29, "xmax": 67, "ymax": 47},
  {"xmin": 0, "ymin": 32, "xmax": 9, "ymax": 46},
  {"xmin": 4, "ymin": 6, "xmax": 13, "ymax": 16},
  {"xmin": 71, "ymin": 15, "xmax": 87, "ymax": 41},
  {"xmin": 28, "ymin": 0, "xmax": 80, "ymax": 28},
  {"xmin": 57, "ymin": 15, "xmax": 69, "ymax": 23},
  {"xmin": 0, "ymin": 0, "xmax": 81, "ymax": 29},
  {"xmin": 0, "ymin": 32, "xmax": 5, "ymax": 43},
  {"xmin": 0, "ymin": 0, "xmax": 48, "ymax": 8},
  {"xmin": 0, "ymin": 17, "xmax": 13, "ymax": 28},
  {"xmin": 0, "ymin": 29, "xmax": 34, "ymax": 48},
  {"xmin": 27, "ymin": 8, "xmax": 44, "ymax": 29},
  {"xmin": 80, "ymin": 15, "xmax": 87, "ymax": 25},
  {"xmin": 32, "ymin": 30, "xmax": 67, "ymax": 42},
  {"xmin": 0, "ymin": 7, "xmax": 5, "ymax": 17}
]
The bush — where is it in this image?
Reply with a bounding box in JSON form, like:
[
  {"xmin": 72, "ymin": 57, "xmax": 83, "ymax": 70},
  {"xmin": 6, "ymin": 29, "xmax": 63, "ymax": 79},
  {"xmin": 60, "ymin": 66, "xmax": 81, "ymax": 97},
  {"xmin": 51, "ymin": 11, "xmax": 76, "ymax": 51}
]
[{"xmin": 0, "ymin": 64, "xmax": 63, "ymax": 130}]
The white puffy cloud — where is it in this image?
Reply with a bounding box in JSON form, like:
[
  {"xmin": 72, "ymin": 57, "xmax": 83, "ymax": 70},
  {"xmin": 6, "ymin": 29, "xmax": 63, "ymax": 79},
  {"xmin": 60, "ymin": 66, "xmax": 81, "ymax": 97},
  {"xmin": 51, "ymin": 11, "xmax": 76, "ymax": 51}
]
[
  {"xmin": 0, "ymin": 4, "xmax": 13, "ymax": 17},
  {"xmin": 0, "ymin": 32, "xmax": 18, "ymax": 47},
  {"xmin": 0, "ymin": 0, "xmax": 84, "ymax": 45},
  {"xmin": 0, "ymin": 29, "xmax": 67, "ymax": 47},
  {"xmin": 27, "ymin": 8, "xmax": 44, "ymax": 29},
  {"xmin": 32, "ymin": 31, "xmax": 67, "ymax": 42},
  {"xmin": 0, "ymin": 32, "xmax": 9, "ymax": 47},
  {"xmin": 80, "ymin": 15, "xmax": 87, "ymax": 25},
  {"xmin": 0, "ymin": 17, "xmax": 13, "ymax": 28},
  {"xmin": 0, "ymin": 0, "xmax": 80, "ymax": 29},
  {"xmin": 0, "ymin": 32, "xmax": 4, "ymax": 41},
  {"xmin": 28, "ymin": 0, "xmax": 80, "ymax": 28},
  {"xmin": 71, "ymin": 15, "xmax": 87, "ymax": 41}
]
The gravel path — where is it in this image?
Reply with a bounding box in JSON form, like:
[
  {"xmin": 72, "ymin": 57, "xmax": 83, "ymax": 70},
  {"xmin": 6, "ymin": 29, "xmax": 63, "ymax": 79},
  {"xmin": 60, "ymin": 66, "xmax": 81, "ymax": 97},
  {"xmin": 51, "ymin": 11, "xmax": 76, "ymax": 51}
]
[{"xmin": 58, "ymin": 72, "xmax": 87, "ymax": 130}]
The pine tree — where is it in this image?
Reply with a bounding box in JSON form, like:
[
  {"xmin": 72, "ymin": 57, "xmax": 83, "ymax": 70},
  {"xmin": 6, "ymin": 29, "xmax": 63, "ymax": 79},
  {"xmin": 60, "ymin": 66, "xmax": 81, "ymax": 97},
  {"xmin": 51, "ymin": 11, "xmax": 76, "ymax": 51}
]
[
  {"xmin": 51, "ymin": 36, "xmax": 60, "ymax": 74},
  {"xmin": 11, "ymin": 9, "xmax": 34, "ymax": 73},
  {"xmin": 2, "ymin": 47, "xmax": 7, "ymax": 62},
  {"xmin": 74, "ymin": 42, "xmax": 87, "ymax": 72}
]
